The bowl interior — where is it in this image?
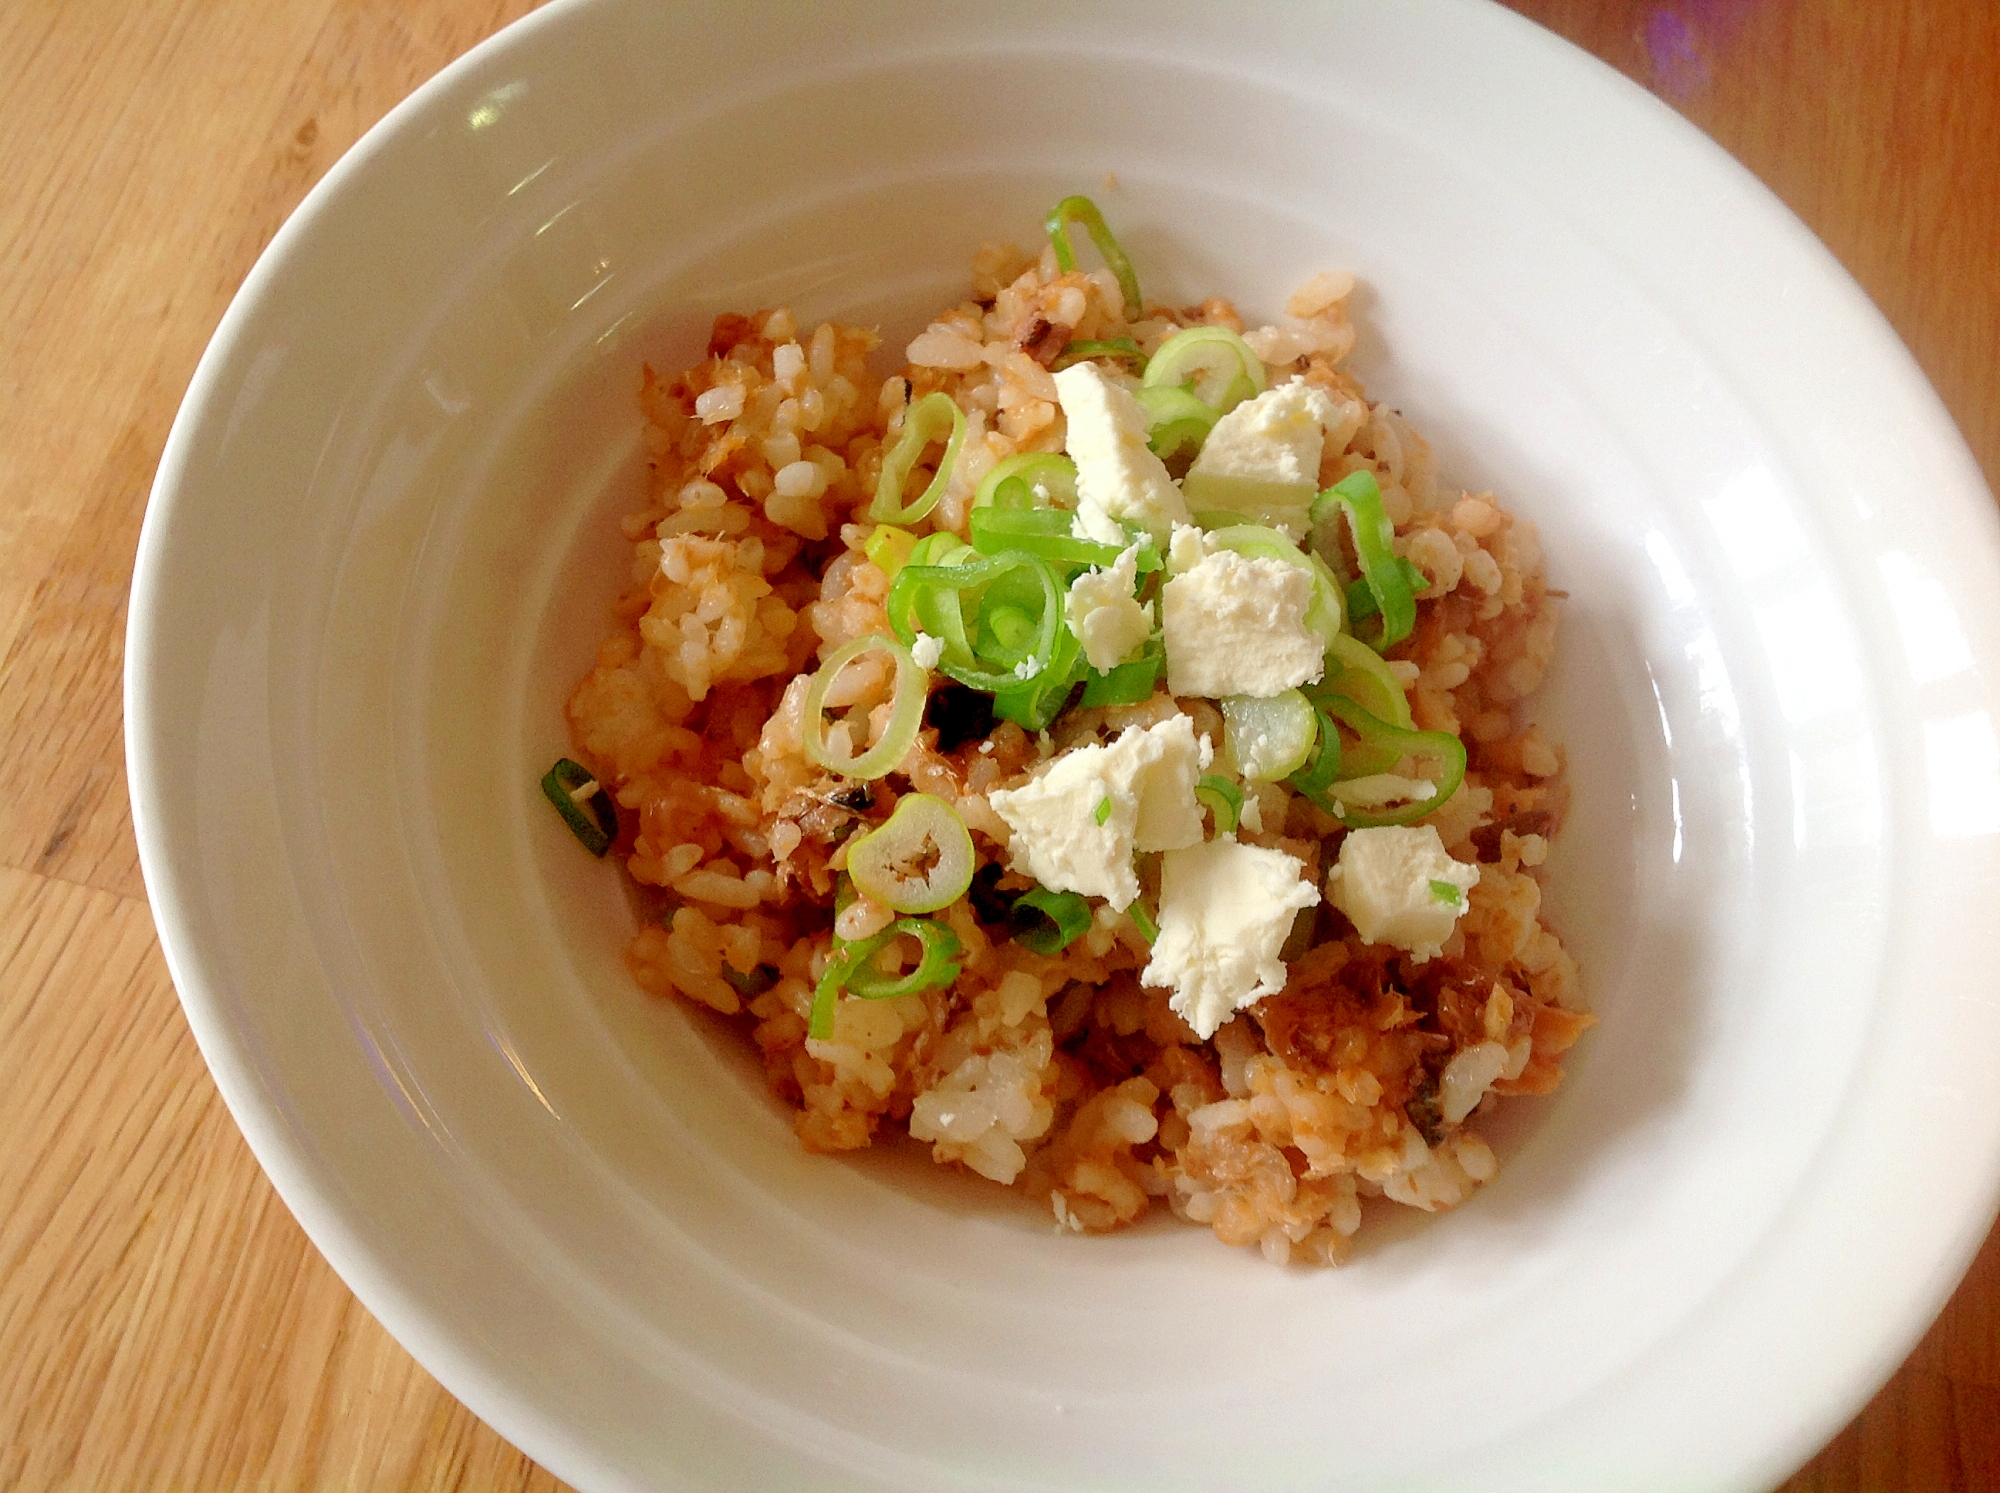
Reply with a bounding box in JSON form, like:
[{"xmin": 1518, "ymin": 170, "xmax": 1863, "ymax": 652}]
[{"xmin": 131, "ymin": 3, "xmax": 2000, "ymax": 1490}]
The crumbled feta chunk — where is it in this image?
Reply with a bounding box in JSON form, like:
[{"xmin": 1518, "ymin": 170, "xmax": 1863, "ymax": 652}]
[
  {"xmin": 1142, "ymin": 838, "xmax": 1320, "ymax": 1039},
  {"xmin": 988, "ymin": 715, "xmax": 1209, "ymax": 910},
  {"xmin": 910, "ymin": 631, "xmax": 946, "ymax": 670},
  {"xmin": 1066, "ymin": 542, "xmax": 1154, "ymax": 672},
  {"xmin": 1181, "ymin": 379, "xmax": 1342, "ymax": 538},
  {"xmin": 1053, "ymin": 362, "xmax": 1190, "ymax": 546},
  {"xmin": 1326, "ymin": 825, "xmax": 1480, "ymax": 962},
  {"xmin": 1161, "ymin": 535, "xmax": 1324, "ymax": 698}
]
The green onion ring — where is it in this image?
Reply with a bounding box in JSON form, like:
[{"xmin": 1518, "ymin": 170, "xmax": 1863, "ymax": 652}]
[
  {"xmin": 1303, "ymin": 696, "xmax": 1467, "ymax": 827},
  {"xmin": 1142, "ymin": 325, "xmax": 1266, "ymax": 415},
  {"xmin": 886, "ymin": 551, "xmax": 1067, "ymax": 696},
  {"xmin": 1136, "ymin": 384, "xmax": 1220, "ymax": 462},
  {"xmin": 869, "ymin": 391, "xmax": 967, "ymax": 526},
  {"xmin": 845, "ymin": 793, "xmax": 975, "ymax": 913},
  {"xmin": 808, "ymin": 917, "xmax": 963, "ymax": 1041},
  {"xmin": 1195, "ymin": 775, "xmax": 1243, "ymax": 836},
  {"xmin": 800, "ymin": 634, "xmax": 928, "ymax": 780},
  {"xmin": 1317, "ymin": 471, "xmax": 1415, "ymax": 650},
  {"xmin": 1044, "ymin": 195, "xmax": 1144, "ymax": 319},
  {"xmin": 1012, "ymin": 885, "xmax": 1093, "ymax": 956},
  {"xmin": 540, "ymin": 757, "xmax": 617, "ymax": 856},
  {"xmin": 973, "ymin": 452, "xmax": 1080, "ymax": 511},
  {"xmin": 1052, "ymin": 336, "xmax": 1145, "ymax": 371}
]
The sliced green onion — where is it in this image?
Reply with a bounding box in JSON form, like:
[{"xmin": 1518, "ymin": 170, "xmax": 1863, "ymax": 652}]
[
  {"xmin": 887, "ymin": 551, "xmax": 1068, "ymax": 697},
  {"xmin": 974, "ymin": 452, "xmax": 1079, "ymax": 512},
  {"xmin": 1094, "ymin": 794, "xmax": 1113, "ymax": 826},
  {"xmin": 1429, "ymin": 879, "xmax": 1466, "ymax": 907},
  {"xmin": 991, "ymin": 624, "xmax": 1087, "ymax": 730},
  {"xmin": 1133, "ymin": 384, "xmax": 1219, "ymax": 464},
  {"xmin": 1195, "ymin": 774, "xmax": 1243, "ymax": 835},
  {"xmin": 865, "ymin": 524, "xmax": 918, "ymax": 578},
  {"xmin": 1287, "ymin": 704, "xmax": 1344, "ymax": 803},
  {"xmin": 1143, "ymin": 326, "xmax": 1266, "ymax": 415},
  {"xmin": 1044, "ymin": 195, "xmax": 1143, "ymax": 319},
  {"xmin": 808, "ymin": 918, "xmax": 963, "ymax": 1040},
  {"xmin": 845, "ymin": 793, "xmax": 975, "ymax": 913},
  {"xmin": 1081, "ymin": 646, "xmax": 1163, "ymax": 707},
  {"xmin": 969, "ymin": 504, "xmax": 1160, "ymax": 572},
  {"xmin": 540, "ymin": 757, "xmax": 617, "ymax": 856},
  {"xmin": 1129, "ymin": 902, "xmax": 1160, "ymax": 944},
  {"xmin": 1305, "ymin": 696, "xmax": 1467, "ymax": 827},
  {"xmin": 800, "ymin": 634, "xmax": 927, "ymax": 780},
  {"xmin": 1317, "ymin": 471, "xmax": 1415, "ymax": 650},
  {"xmin": 1053, "ymin": 336, "xmax": 1144, "ymax": 371},
  {"xmin": 1012, "ymin": 885, "xmax": 1093, "ymax": 956},
  {"xmin": 1312, "ymin": 635, "xmax": 1415, "ymax": 777},
  {"xmin": 1345, "ymin": 558, "xmax": 1429, "ymax": 624},
  {"xmin": 869, "ymin": 391, "xmax": 967, "ymax": 526},
  {"xmin": 1221, "ymin": 689, "xmax": 1317, "ymax": 783}
]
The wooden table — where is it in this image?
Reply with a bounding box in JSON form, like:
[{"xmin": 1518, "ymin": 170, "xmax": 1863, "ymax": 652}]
[{"xmin": 2, "ymin": 1, "xmax": 1994, "ymax": 1486}]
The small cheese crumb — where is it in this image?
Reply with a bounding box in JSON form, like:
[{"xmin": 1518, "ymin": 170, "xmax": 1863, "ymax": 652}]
[
  {"xmin": 1053, "ymin": 362, "xmax": 1189, "ymax": 546},
  {"xmin": 988, "ymin": 715, "xmax": 1209, "ymax": 910},
  {"xmin": 1066, "ymin": 543, "xmax": 1154, "ymax": 672},
  {"xmin": 1326, "ymin": 825, "xmax": 1479, "ymax": 962},
  {"xmin": 1142, "ymin": 838, "xmax": 1320, "ymax": 1039},
  {"xmin": 1161, "ymin": 532, "xmax": 1324, "ymax": 698},
  {"xmin": 1181, "ymin": 379, "xmax": 1342, "ymax": 538},
  {"xmin": 910, "ymin": 632, "xmax": 946, "ymax": 670}
]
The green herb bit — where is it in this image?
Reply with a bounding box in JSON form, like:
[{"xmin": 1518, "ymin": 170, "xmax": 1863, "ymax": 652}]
[
  {"xmin": 540, "ymin": 757, "xmax": 617, "ymax": 856},
  {"xmin": 1044, "ymin": 195, "xmax": 1144, "ymax": 319},
  {"xmin": 807, "ymin": 917, "xmax": 963, "ymax": 1041},
  {"xmin": 868, "ymin": 391, "xmax": 967, "ymax": 525},
  {"xmin": 1129, "ymin": 902, "xmax": 1161, "ymax": 945},
  {"xmin": 1012, "ymin": 885, "xmax": 1093, "ymax": 957},
  {"xmin": 1429, "ymin": 879, "xmax": 1466, "ymax": 907},
  {"xmin": 1094, "ymin": 795, "xmax": 1114, "ymax": 826}
]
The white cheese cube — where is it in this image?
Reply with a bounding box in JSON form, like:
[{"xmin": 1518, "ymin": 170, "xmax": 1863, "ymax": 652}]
[
  {"xmin": 1326, "ymin": 825, "xmax": 1480, "ymax": 962},
  {"xmin": 988, "ymin": 715, "xmax": 1209, "ymax": 910},
  {"xmin": 1053, "ymin": 362, "xmax": 1190, "ymax": 546},
  {"xmin": 1065, "ymin": 542, "xmax": 1154, "ymax": 672},
  {"xmin": 1161, "ymin": 540, "xmax": 1325, "ymax": 698},
  {"xmin": 1142, "ymin": 838, "xmax": 1320, "ymax": 1040},
  {"xmin": 1181, "ymin": 379, "xmax": 1343, "ymax": 538}
]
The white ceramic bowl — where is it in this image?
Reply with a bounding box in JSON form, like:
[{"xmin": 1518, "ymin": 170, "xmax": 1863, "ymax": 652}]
[{"xmin": 128, "ymin": 1, "xmax": 2000, "ymax": 1488}]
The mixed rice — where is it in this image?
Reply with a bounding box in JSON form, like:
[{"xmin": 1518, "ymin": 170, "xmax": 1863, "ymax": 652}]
[{"xmin": 560, "ymin": 202, "xmax": 1587, "ymax": 1265}]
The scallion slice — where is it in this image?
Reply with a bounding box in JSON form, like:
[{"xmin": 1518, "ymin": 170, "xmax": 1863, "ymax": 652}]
[
  {"xmin": 969, "ymin": 505, "xmax": 1161, "ymax": 572},
  {"xmin": 800, "ymin": 634, "xmax": 928, "ymax": 780},
  {"xmin": 886, "ymin": 550, "xmax": 1067, "ymax": 696},
  {"xmin": 1129, "ymin": 902, "xmax": 1160, "ymax": 945},
  {"xmin": 1044, "ymin": 195, "xmax": 1144, "ymax": 319},
  {"xmin": 1136, "ymin": 384, "xmax": 1220, "ymax": 463},
  {"xmin": 1195, "ymin": 774, "xmax": 1243, "ymax": 835},
  {"xmin": 865, "ymin": 524, "xmax": 918, "ymax": 578},
  {"xmin": 1142, "ymin": 325, "xmax": 1266, "ymax": 415},
  {"xmin": 974, "ymin": 452, "xmax": 1080, "ymax": 512},
  {"xmin": 845, "ymin": 793, "xmax": 975, "ymax": 913},
  {"xmin": 1429, "ymin": 879, "xmax": 1466, "ymax": 907},
  {"xmin": 1316, "ymin": 471, "xmax": 1415, "ymax": 650},
  {"xmin": 1312, "ymin": 635, "xmax": 1416, "ymax": 777},
  {"xmin": 1221, "ymin": 689, "xmax": 1318, "ymax": 783},
  {"xmin": 540, "ymin": 757, "xmax": 617, "ymax": 856},
  {"xmin": 1080, "ymin": 646, "xmax": 1162, "ymax": 707},
  {"xmin": 1012, "ymin": 885, "xmax": 1093, "ymax": 956},
  {"xmin": 1296, "ymin": 696, "xmax": 1468, "ymax": 827},
  {"xmin": 1052, "ymin": 336, "xmax": 1145, "ymax": 371},
  {"xmin": 869, "ymin": 391, "xmax": 967, "ymax": 526},
  {"xmin": 807, "ymin": 917, "xmax": 963, "ymax": 1040}
]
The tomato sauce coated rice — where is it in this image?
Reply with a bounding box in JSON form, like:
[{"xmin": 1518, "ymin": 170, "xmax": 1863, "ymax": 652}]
[{"xmin": 563, "ymin": 226, "xmax": 1587, "ymax": 1265}]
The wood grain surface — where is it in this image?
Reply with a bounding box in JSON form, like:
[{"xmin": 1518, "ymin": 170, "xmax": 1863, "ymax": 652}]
[{"xmin": 1, "ymin": 1, "xmax": 1994, "ymax": 1488}]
